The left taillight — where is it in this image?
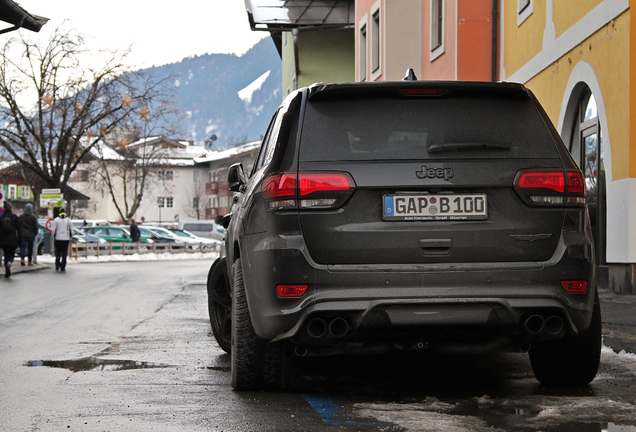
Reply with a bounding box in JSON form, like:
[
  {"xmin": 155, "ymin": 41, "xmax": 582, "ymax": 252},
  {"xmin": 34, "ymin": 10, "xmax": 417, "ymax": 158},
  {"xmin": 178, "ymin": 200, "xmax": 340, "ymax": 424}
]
[
  {"xmin": 513, "ymin": 168, "xmax": 586, "ymax": 207},
  {"xmin": 276, "ymin": 284, "xmax": 308, "ymax": 297},
  {"xmin": 262, "ymin": 171, "xmax": 356, "ymax": 211}
]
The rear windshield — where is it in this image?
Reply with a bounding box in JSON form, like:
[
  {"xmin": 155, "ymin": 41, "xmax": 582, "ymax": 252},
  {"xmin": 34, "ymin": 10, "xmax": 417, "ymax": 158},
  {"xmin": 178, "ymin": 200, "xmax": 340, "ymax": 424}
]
[{"xmin": 299, "ymin": 94, "xmax": 560, "ymax": 161}]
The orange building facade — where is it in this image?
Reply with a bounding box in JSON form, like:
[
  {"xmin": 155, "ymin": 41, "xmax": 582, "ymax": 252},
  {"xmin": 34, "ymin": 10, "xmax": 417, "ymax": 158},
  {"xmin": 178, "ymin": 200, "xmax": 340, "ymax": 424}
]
[{"xmin": 356, "ymin": 0, "xmax": 496, "ymax": 82}]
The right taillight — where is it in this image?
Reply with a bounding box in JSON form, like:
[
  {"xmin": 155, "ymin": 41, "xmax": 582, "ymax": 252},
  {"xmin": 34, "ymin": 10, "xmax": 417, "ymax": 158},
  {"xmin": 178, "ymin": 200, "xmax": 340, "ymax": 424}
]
[
  {"xmin": 514, "ymin": 168, "xmax": 586, "ymax": 207},
  {"xmin": 261, "ymin": 171, "xmax": 356, "ymax": 211}
]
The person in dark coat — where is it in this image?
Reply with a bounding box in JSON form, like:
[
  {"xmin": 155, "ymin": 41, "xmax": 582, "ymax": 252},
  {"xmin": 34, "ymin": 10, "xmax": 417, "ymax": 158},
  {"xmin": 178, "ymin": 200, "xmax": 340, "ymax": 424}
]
[
  {"xmin": 0, "ymin": 201, "xmax": 22, "ymax": 278},
  {"xmin": 129, "ymin": 219, "xmax": 140, "ymax": 243},
  {"xmin": 18, "ymin": 203, "xmax": 39, "ymax": 266}
]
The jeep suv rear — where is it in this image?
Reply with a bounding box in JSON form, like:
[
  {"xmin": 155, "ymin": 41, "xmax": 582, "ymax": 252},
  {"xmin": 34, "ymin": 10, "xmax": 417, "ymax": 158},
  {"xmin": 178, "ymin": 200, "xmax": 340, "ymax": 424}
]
[{"xmin": 221, "ymin": 79, "xmax": 600, "ymax": 390}]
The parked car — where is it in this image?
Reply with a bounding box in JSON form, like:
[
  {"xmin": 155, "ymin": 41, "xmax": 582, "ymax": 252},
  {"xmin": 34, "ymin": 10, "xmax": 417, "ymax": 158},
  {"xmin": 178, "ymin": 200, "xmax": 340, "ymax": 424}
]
[
  {"xmin": 135, "ymin": 226, "xmax": 176, "ymax": 243},
  {"xmin": 145, "ymin": 226, "xmax": 198, "ymax": 243},
  {"xmin": 212, "ymin": 77, "xmax": 600, "ymax": 390},
  {"xmin": 83, "ymin": 226, "xmax": 153, "ymax": 244},
  {"xmin": 180, "ymin": 221, "xmax": 225, "ymax": 241},
  {"xmin": 72, "ymin": 227, "xmax": 107, "ymax": 245},
  {"xmin": 169, "ymin": 228, "xmax": 220, "ymax": 245}
]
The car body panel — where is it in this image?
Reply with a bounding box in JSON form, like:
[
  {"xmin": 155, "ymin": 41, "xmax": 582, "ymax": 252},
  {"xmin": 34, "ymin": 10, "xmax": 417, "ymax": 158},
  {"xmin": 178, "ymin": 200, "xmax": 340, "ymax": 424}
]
[{"xmin": 224, "ymin": 80, "xmax": 596, "ymax": 357}]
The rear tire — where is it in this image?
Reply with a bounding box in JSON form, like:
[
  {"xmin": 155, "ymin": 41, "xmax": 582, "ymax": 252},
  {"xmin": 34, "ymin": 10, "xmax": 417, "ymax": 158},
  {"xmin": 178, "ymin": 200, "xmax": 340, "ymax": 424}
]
[
  {"xmin": 207, "ymin": 258, "xmax": 231, "ymax": 353},
  {"xmin": 529, "ymin": 291, "xmax": 602, "ymax": 386},
  {"xmin": 230, "ymin": 259, "xmax": 284, "ymax": 391}
]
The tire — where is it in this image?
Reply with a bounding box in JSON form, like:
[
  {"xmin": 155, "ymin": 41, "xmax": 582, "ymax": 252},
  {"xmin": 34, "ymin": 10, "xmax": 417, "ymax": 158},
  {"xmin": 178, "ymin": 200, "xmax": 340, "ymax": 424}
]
[
  {"xmin": 230, "ymin": 259, "xmax": 285, "ymax": 391},
  {"xmin": 529, "ymin": 291, "xmax": 602, "ymax": 386},
  {"xmin": 207, "ymin": 258, "xmax": 231, "ymax": 353}
]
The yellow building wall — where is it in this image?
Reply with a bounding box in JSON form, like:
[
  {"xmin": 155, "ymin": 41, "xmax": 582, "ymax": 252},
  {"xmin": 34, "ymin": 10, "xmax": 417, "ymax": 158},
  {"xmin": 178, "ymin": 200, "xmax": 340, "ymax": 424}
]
[
  {"xmin": 523, "ymin": 11, "xmax": 630, "ymax": 180},
  {"xmin": 503, "ymin": 0, "xmax": 546, "ymax": 76},
  {"xmin": 297, "ymin": 29, "xmax": 355, "ymax": 88},
  {"xmin": 553, "ymin": 0, "xmax": 604, "ymax": 38}
]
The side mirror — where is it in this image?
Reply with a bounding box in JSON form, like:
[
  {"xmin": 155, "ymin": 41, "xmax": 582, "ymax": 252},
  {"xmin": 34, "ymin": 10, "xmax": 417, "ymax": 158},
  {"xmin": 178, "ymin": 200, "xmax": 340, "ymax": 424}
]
[{"xmin": 227, "ymin": 163, "xmax": 246, "ymax": 192}]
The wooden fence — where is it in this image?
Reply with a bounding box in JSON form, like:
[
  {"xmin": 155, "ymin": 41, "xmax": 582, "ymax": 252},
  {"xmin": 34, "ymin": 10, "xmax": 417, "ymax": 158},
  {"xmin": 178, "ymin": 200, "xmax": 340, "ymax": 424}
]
[{"xmin": 70, "ymin": 241, "xmax": 220, "ymax": 258}]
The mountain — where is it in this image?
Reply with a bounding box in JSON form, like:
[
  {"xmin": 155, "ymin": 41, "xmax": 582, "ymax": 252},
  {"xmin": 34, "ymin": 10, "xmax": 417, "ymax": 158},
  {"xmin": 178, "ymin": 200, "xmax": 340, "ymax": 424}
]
[{"xmin": 141, "ymin": 38, "xmax": 282, "ymax": 147}]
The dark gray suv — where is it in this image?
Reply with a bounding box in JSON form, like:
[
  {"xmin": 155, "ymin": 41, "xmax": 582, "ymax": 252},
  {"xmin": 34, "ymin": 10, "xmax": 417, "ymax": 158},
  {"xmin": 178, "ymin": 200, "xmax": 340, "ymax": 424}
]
[{"xmin": 209, "ymin": 77, "xmax": 600, "ymax": 390}]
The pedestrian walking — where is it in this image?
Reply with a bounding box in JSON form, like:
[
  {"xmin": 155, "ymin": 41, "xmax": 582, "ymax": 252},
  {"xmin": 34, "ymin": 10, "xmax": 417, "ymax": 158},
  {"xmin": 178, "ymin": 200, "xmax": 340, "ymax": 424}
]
[
  {"xmin": 0, "ymin": 201, "xmax": 22, "ymax": 278},
  {"xmin": 51, "ymin": 208, "xmax": 72, "ymax": 272},
  {"xmin": 18, "ymin": 203, "xmax": 39, "ymax": 266},
  {"xmin": 130, "ymin": 219, "xmax": 140, "ymax": 243}
]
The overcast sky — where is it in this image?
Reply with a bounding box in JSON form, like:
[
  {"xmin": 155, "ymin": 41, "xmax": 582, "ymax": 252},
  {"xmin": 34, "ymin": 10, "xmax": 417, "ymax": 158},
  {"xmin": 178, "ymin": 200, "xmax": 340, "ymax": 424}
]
[{"xmin": 16, "ymin": 1, "xmax": 267, "ymax": 68}]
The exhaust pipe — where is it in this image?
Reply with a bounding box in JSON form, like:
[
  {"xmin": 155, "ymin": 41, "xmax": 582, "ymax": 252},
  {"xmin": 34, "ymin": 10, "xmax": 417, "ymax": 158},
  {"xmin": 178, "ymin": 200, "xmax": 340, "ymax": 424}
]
[
  {"xmin": 523, "ymin": 314, "xmax": 545, "ymax": 335},
  {"xmin": 328, "ymin": 317, "xmax": 350, "ymax": 338},
  {"xmin": 307, "ymin": 318, "xmax": 327, "ymax": 339},
  {"xmin": 545, "ymin": 316, "xmax": 564, "ymax": 336}
]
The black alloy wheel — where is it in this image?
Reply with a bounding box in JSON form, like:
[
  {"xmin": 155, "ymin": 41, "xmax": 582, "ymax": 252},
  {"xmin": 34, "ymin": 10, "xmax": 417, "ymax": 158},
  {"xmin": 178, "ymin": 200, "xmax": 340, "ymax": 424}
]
[{"xmin": 207, "ymin": 258, "xmax": 232, "ymax": 353}]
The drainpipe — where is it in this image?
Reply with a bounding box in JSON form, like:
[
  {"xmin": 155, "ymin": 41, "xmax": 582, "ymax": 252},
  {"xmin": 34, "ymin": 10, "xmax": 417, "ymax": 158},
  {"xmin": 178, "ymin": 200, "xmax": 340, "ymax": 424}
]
[
  {"xmin": 491, "ymin": 0, "xmax": 498, "ymax": 82},
  {"xmin": 292, "ymin": 28, "xmax": 300, "ymax": 90}
]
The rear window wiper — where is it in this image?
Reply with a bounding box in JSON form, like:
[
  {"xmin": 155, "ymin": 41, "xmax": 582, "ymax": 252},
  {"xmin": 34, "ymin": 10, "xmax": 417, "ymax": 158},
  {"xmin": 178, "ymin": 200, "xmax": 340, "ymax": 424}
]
[{"xmin": 427, "ymin": 142, "xmax": 512, "ymax": 153}]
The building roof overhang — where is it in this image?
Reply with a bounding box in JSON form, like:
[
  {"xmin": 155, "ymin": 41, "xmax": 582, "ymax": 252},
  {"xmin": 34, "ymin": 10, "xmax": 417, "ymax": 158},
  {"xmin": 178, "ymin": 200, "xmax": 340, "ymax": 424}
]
[
  {"xmin": 245, "ymin": 0, "xmax": 354, "ymax": 31},
  {"xmin": 0, "ymin": 0, "xmax": 48, "ymax": 34}
]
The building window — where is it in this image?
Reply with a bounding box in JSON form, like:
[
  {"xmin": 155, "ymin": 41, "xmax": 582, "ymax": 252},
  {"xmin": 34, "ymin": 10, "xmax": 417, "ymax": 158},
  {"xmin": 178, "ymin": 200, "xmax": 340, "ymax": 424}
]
[
  {"xmin": 193, "ymin": 170, "xmax": 200, "ymax": 182},
  {"xmin": 20, "ymin": 185, "xmax": 30, "ymax": 199},
  {"xmin": 517, "ymin": 0, "xmax": 533, "ymax": 26},
  {"xmin": 371, "ymin": 4, "xmax": 381, "ymax": 79},
  {"xmin": 76, "ymin": 170, "xmax": 89, "ymax": 182},
  {"xmin": 158, "ymin": 196, "xmax": 174, "ymax": 208},
  {"xmin": 193, "ymin": 197, "xmax": 199, "ymax": 209},
  {"xmin": 8, "ymin": 185, "xmax": 16, "ymax": 199},
  {"xmin": 430, "ymin": 0, "xmax": 445, "ymax": 61},
  {"xmin": 158, "ymin": 170, "xmax": 173, "ymax": 181},
  {"xmin": 359, "ymin": 21, "xmax": 367, "ymax": 81}
]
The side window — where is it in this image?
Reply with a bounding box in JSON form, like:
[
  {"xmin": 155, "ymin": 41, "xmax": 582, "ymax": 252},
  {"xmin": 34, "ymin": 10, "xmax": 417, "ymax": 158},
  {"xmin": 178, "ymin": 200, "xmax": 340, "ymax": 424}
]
[{"xmin": 253, "ymin": 110, "xmax": 281, "ymax": 174}]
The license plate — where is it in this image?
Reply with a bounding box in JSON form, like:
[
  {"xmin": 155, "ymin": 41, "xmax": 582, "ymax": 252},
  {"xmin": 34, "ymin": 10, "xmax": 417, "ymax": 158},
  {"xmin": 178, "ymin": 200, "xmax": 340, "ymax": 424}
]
[{"xmin": 383, "ymin": 194, "xmax": 488, "ymax": 221}]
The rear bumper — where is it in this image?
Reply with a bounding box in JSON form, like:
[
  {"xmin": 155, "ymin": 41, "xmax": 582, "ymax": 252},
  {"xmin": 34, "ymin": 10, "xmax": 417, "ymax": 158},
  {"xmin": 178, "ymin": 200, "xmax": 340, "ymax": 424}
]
[{"xmin": 238, "ymin": 232, "xmax": 595, "ymax": 354}]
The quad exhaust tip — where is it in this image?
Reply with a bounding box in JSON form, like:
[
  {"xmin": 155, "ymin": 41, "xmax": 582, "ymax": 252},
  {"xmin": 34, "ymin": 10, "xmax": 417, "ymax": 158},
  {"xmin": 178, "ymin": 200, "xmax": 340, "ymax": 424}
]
[
  {"xmin": 306, "ymin": 317, "xmax": 351, "ymax": 339},
  {"xmin": 523, "ymin": 314, "xmax": 564, "ymax": 337}
]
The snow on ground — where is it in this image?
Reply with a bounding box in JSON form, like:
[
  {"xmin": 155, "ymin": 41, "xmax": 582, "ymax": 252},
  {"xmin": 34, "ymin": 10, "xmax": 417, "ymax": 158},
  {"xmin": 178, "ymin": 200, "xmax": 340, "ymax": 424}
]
[{"xmin": 38, "ymin": 251, "xmax": 219, "ymax": 264}]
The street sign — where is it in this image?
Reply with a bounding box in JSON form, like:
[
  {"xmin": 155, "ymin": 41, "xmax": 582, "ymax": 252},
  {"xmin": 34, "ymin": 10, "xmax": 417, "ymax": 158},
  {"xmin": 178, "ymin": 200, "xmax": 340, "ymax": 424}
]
[
  {"xmin": 45, "ymin": 218, "xmax": 54, "ymax": 231},
  {"xmin": 40, "ymin": 190, "xmax": 63, "ymax": 208},
  {"xmin": 41, "ymin": 188, "xmax": 61, "ymax": 194}
]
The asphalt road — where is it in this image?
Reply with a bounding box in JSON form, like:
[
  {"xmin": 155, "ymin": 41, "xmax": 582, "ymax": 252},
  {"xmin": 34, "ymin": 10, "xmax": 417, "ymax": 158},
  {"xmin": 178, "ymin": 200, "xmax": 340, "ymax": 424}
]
[{"xmin": 1, "ymin": 260, "xmax": 636, "ymax": 431}]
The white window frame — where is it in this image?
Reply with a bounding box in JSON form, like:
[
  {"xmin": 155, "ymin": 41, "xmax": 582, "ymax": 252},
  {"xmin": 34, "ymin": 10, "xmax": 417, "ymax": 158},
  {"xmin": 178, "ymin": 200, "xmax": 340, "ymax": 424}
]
[
  {"xmin": 430, "ymin": 0, "xmax": 445, "ymax": 61},
  {"xmin": 370, "ymin": 0, "xmax": 382, "ymax": 81},
  {"xmin": 8, "ymin": 184, "xmax": 16, "ymax": 199},
  {"xmin": 517, "ymin": 0, "xmax": 533, "ymax": 26},
  {"xmin": 20, "ymin": 185, "xmax": 30, "ymax": 199},
  {"xmin": 358, "ymin": 15, "xmax": 368, "ymax": 82}
]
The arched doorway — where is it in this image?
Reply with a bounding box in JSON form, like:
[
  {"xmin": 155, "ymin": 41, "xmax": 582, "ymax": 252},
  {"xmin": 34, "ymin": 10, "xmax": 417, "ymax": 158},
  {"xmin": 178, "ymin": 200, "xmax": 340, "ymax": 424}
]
[{"xmin": 565, "ymin": 87, "xmax": 607, "ymax": 285}]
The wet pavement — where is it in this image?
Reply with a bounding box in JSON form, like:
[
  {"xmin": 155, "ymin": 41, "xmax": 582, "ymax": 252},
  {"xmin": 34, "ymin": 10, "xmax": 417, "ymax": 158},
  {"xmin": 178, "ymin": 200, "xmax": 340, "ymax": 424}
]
[{"xmin": 3, "ymin": 260, "xmax": 636, "ymax": 431}]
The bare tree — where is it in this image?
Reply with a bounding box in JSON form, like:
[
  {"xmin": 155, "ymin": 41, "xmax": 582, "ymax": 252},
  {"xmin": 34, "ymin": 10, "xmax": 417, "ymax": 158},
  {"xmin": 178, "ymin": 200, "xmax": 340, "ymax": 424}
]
[
  {"xmin": 0, "ymin": 25, "xmax": 176, "ymax": 213},
  {"xmin": 227, "ymin": 133, "xmax": 250, "ymax": 148},
  {"xmin": 181, "ymin": 179, "xmax": 207, "ymax": 220}
]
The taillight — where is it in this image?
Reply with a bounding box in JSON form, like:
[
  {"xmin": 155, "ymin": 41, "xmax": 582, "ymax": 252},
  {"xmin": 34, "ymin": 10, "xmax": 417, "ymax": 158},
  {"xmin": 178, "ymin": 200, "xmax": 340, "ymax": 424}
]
[
  {"xmin": 262, "ymin": 171, "xmax": 356, "ymax": 211},
  {"xmin": 513, "ymin": 168, "xmax": 586, "ymax": 206},
  {"xmin": 277, "ymin": 284, "xmax": 308, "ymax": 297},
  {"xmin": 561, "ymin": 281, "xmax": 587, "ymax": 293}
]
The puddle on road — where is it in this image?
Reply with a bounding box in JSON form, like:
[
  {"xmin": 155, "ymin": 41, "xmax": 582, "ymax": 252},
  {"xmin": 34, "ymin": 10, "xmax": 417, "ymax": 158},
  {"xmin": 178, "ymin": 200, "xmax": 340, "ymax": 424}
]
[{"xmin": 26, "ymin": 358, "xmax": 175, "ymax": 372}]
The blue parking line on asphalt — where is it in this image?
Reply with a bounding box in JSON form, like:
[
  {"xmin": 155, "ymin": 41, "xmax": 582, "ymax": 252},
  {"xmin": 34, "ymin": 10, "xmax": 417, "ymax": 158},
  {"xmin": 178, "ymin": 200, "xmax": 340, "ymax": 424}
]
[{"xmin": 302, "ymin": 394, "xmax": 390, "ymax": 426}]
